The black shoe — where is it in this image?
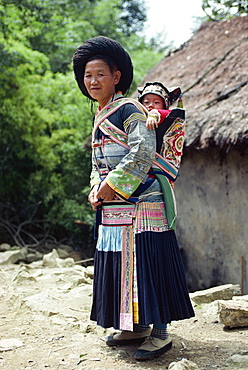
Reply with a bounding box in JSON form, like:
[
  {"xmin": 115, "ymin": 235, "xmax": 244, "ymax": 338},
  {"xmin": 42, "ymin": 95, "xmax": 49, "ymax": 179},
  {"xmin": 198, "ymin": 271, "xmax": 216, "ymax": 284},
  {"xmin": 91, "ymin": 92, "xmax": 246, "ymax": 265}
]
[
  {"xmin": 134, "ymin": 336, "xmax": 172, "ymax": 360},
  {"xmin": 106, "ymin": 328, "xmax": 151, "ymax": 346}
]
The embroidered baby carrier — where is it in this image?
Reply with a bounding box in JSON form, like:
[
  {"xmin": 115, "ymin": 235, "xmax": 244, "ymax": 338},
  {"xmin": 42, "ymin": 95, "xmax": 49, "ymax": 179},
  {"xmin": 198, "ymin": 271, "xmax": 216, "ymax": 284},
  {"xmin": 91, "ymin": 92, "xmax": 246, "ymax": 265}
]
[{"xmin": 93, "ymin": 97, "xmax": 186, "ymax": 230}]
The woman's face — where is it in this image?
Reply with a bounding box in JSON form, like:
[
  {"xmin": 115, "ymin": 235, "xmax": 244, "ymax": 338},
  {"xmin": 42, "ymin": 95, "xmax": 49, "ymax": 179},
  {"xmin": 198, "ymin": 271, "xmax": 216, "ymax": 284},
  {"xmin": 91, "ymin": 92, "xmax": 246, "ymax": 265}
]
[
  {"xmin": 141, "ymin": 94, "xmax": 167, "ymax": 111},
  {"xmin": 84, "ymin": 59, "xmax": 121, "ymax": 107}
]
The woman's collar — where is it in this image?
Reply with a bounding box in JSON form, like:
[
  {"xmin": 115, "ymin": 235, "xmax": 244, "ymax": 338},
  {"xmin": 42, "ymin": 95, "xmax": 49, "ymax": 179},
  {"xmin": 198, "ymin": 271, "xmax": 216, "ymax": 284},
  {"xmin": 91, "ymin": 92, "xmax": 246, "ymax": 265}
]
[{"xmin": 98, "ymin": 91, "xmax": 123, "ymax": 112}]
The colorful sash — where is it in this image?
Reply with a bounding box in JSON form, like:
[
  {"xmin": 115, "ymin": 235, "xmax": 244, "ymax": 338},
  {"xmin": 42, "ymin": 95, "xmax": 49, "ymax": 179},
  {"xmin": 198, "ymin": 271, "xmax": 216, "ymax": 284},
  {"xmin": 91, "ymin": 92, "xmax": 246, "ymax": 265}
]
[{"xmin": 101, "ymin": 201, "xmax": 136, "ymax": 226}]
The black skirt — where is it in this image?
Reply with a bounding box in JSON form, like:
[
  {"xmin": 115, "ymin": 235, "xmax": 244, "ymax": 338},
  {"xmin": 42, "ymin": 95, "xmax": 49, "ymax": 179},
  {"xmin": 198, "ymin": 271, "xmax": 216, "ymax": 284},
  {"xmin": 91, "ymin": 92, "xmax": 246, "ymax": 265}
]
[{"xmin": 90, "ymin": 229, "xmax": 194, "ymax": 329}]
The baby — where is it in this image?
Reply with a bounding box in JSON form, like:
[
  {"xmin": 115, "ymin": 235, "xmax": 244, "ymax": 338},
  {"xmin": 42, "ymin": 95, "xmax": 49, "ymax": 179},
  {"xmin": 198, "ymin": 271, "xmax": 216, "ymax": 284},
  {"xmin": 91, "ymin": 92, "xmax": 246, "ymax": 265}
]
[
  {"xmin": 138, "ymin": 81, "xmax": 182, "ymax": 129},
  {"xmin": 137, "ymin": 82, "xmax": 182, "ymax": 152}
]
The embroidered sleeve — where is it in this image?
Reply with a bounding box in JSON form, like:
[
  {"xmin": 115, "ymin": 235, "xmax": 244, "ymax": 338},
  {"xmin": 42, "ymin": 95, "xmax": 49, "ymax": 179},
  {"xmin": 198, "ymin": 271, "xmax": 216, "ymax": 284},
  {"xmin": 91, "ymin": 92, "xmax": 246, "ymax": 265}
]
[
  {"xmin": 106, "ymin": 110, "xmax": 156, "ymax": 199},
  {"xmin": 90, "ymin": 153, "xmax": 101, "ymax": 188},
  {"xmin": 90, "ymin": 169, "xmax": 101, "ymax": 188}
]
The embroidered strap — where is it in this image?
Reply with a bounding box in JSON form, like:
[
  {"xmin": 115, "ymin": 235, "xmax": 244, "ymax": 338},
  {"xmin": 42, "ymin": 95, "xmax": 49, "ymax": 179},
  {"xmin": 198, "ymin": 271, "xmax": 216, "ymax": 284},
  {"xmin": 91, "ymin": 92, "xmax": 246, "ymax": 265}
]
[
  {"xmin": 100, "ymin": 118, "xmax": 179, "ymax": 182},
  {"xmin": 93, "ymin": 97, "xmax": 184, "ymax": 182},
  {"xmin": 120, "ymin": 225, "xmax": 134, "ymax": 330},
  {"xmin": 93, "ymin": 97, "xmax": 146, "ymax": 138}
]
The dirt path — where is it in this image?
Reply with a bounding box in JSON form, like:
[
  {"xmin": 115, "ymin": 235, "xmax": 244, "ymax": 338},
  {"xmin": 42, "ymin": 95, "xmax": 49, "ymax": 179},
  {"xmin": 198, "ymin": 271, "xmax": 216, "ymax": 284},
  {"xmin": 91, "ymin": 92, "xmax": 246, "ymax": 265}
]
[{"xmin": 0, "ymin": 263, "xmax": 248, "ymax": 370}]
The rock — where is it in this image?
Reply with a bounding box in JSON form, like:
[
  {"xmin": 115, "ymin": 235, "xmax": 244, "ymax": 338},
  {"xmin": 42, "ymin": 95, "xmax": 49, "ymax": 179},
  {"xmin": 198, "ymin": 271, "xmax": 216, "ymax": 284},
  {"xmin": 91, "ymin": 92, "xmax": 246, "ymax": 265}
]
[
  {"xmin": 168, "ymin": 358, "xmax": 199, "ymax": 369},
  {"xmin": 202, "ymin": 301, "xmax": 219, "ymax": 321},
  {"xmin": 58, "ymin": 244, "xmax": 74, "ymax": 254},
  {"xmin": 42, "ymin": 249, "xmax": 60, "ymax": 267},
  {"xmin": 233, "ymin": 295, "xmax": 248, "ymax": 302},
  {"xmin": 42, "ymin": 249, "xmax": 75, "ymax": 268},
  {"xmin": 218, "ymin": 299, "xmax": 248, "ymax": 328},
  {"xmin": 0, "ymin": 338, "xmax": 24, "ymax": 352},
  {"xmin": 12, "ymin": 267, "xmax": 37, "ymax": 284},
  {"xmin": 74, "ymin": 265, "xmax": 86, "ymax": 273},
  {"xmin": 26, "ymin": 251, "xmax": 43, "ymax": 263},
  {"xmin": 56, "ymin": 257, "xmax": 75, "ymax": 268},
  {"xmin": 57, "ymin": 247, "xmax": 71, "ymax": 259},
  {"xmin": 227, "ymin": 354, "xmax": 248, "ymax": 364},
  {"xmin": 80, "ymin": 323, "xmax": 106, "ymax": 336},
  {"xmin": 0, "ymin": 243, "xmax": 11, "ymax": 252},
  {"xmin": 115, "ymin": 349, "xmax": 129, "ymax": 359},
  {"xmin": 85, "ymin": 265, "xmax": 94, "ymax": 279},
  {"xmin": 68, "ymin": 251, "xmax": 82, "ymax": 262},
  {"xmin": 0, "ymin": 248, "xmax": 28, "ymax": 265},
  {"xmin": 21, "ymin": 292, "xmax": 60, "ymax": 316},
  {"xmin": 189, "ymin": 284, "xmax": 241, "ymax": 305},
  {"xmin": 27, "ymin": 260, "xmax": 44, "ymax": 268},
  {"xmin": 51, "ymin": 315, "xmax": 80, "ymax": 329},
  {"xmin": 71, "ymin": 276, "xmax": 92, "ymax": 287}
]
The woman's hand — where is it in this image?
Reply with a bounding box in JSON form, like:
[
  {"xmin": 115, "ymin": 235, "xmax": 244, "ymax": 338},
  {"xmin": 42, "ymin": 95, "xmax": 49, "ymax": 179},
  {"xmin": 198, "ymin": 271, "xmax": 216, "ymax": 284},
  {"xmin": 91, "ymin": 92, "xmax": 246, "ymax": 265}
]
[
  {"xmin": 88, "ymin": 181, "xmax": 115, "ymax": 210},
  {"xmin": 88, "ymin": 185, "xmax": 103, "ymax": 211},
  {"xmin": 97, "ymin": 180, "xmax": 115, "ymax": 202}
]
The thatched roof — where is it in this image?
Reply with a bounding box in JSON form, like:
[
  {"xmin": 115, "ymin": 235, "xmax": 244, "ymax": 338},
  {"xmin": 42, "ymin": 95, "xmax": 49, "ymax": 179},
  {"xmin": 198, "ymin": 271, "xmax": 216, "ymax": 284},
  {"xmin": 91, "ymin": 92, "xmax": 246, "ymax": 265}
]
[{"xmin": 139, "ymin": 15, "xmax": 248, "ymax": 151}]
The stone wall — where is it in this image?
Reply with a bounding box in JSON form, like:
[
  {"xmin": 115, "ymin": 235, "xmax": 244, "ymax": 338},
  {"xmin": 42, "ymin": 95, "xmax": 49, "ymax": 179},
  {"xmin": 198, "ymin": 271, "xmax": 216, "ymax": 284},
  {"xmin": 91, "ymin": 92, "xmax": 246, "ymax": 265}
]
[{"xmin": 175, "ymin": 146, "xmax": 248, "ymax": 291}]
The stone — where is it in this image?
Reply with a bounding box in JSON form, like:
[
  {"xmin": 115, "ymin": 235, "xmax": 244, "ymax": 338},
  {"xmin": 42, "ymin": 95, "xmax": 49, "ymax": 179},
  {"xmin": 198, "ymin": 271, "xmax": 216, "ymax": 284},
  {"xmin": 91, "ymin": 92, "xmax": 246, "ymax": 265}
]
[
  {"xmin": 12, "ymin": 267, "xmax": 37, "ymax": 284},
  {"xmin": 57, "ymin": 247, "xmax": 71, "ymax": 259},
  {"xmin": 227, "ymin": 354, "xmax": 248, "ymax": 364},
  {"xmin": 58, "ymin": 244, "xmax": 74, "ymax": 254},
  {"xmin": 71, "ymin": 276, "xmax": 92, "ymax": 287},
  {"xmin": 56, "ymin": 257, "xmax": 75, "ymax": 268},
  {"xmin": 0, "ymin": 338, "xmax": 24, "ymax": 352},
  {"xmin": 0, "ymin": 248, "xmax": 28, "ymax": 265},
  {"xmin": 233, "ymin": 295, "xmax": 248, "ymax": 302},
  {"xmin": 42, "ymin": 249, "xmax": 60, "ymax": 267},
  {"xmin": 189, "ymin": 284, "xmax": 241, "ymax": 305},
  {"xmin": 202, "ymin": 301, "xmax": 219, "ymax": 321},
  {"xmin": 218, "ymin": 299, "xmax": 248, "ymax": 328},
  {"xmin": 80, "ymin": 323, "xmax": 106, "ymax": 336},
  {"xmin": 42, "ymin": 249, "xmax": 75, "ymax": 268},
  {"xmin": 26, "ymin": 251, "xmax": 43, "ymax": 263},
  {"xmin": 0, "ymin": 243, "xmax": 11, "ymax": 252},
  {"xmin": 51, "ymin": 315, "xmax": 80, "ymax": 328},
  {"xmin": 21, "ymin": 292, "xmax": 60, "ymax": 316},
  {"xmin": 68, "ymin": 251, "xmax": 82, "ymax": 262},
  {"xmin": 168, "ymin": 358, "xmax": 199, "ymax": 369},
  {"xmin": 85, "ymin": 265, "xmax": 94, "ymax": 279}
]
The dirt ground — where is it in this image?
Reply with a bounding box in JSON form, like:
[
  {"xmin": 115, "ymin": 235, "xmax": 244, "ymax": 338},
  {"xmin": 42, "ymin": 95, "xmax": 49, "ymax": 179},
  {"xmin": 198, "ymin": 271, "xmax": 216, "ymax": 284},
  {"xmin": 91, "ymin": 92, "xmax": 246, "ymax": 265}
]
[{"xmin": 0, "ymin": 263, "xmax": 248, "ymax": 370}]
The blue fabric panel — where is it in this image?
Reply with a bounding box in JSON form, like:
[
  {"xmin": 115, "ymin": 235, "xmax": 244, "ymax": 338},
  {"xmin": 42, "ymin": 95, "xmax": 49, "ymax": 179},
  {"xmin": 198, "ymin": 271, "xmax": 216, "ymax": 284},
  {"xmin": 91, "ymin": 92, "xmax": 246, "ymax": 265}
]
[{"xmin": 96, "ymin": 225, "xmax": 123, "ymax": 252}]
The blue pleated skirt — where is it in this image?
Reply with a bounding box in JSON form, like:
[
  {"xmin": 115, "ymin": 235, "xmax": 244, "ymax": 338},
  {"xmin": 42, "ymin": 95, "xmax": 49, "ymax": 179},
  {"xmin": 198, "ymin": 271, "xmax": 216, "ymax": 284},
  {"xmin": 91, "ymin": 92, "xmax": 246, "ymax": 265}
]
[{"xmin": 90, "ymin": 228, "xmax": 194, "ymax": 329}]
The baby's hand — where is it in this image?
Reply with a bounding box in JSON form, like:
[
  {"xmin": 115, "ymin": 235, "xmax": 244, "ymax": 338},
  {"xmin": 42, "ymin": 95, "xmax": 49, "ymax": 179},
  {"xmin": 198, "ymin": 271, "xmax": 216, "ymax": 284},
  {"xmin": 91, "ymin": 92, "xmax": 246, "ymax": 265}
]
[
  {"xmin": 146, "ymin": 109, "xmax": 160, "ymax": 130},
  {"xmin": 146, "ymin": 116, "xmax": 158, "ymax": 130}
]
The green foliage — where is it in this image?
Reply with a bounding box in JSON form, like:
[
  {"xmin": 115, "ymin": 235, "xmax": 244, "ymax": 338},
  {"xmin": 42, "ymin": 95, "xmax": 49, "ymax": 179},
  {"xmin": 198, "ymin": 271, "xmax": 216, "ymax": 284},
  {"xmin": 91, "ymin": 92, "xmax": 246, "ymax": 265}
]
[
  {"xmin": 130, "ymin": 47, "xmax": 164, "ymax": 93},
  {"xmin": 202, "ymin": 0, "xmax": 248, "ymax": 21},
  {"xmin": 0, "ymin": 36, "xmax": 94, "ymax": 243},
  {"xmin": 0, "ymin": 0, "xmax": 170, "ymax": 250}
]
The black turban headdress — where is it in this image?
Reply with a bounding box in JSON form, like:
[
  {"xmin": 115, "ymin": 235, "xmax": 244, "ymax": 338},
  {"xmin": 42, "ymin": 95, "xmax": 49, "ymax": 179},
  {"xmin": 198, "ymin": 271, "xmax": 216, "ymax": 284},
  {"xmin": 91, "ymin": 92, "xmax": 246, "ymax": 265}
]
[{"xmin": 73, "ymin": 36, "xmax": 133, "ymax": 100}]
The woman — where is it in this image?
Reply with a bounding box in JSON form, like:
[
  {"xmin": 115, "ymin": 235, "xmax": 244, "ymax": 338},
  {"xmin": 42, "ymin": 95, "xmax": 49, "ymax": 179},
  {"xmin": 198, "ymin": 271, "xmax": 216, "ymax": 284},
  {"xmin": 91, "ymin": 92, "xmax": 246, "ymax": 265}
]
[{"xmin": 73, "ymin": 36, "xmax": 194, "ymax": 361}]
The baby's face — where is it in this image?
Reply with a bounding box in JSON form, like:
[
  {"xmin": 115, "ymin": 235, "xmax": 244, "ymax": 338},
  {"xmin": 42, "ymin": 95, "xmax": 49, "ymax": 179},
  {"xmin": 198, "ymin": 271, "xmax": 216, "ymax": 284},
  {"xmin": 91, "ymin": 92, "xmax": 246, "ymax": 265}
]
[{"xmin": 141, "ymin": 94, "xmax": 165, "ymax": 111}]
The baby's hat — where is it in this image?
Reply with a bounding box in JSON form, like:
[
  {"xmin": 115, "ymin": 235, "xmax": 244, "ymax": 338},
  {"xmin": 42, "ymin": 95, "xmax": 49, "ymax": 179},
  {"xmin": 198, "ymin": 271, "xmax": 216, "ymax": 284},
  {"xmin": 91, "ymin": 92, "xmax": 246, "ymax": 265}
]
[{"xmin": 138, "ymin": 81, "xmax": 181, "ymax": 105}]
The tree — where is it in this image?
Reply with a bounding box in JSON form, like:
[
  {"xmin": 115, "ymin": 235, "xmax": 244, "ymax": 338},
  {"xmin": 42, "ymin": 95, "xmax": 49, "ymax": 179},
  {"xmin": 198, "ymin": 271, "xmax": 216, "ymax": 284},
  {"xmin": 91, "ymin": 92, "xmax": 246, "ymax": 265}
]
[
  {"xmin": 202, "ymin": 0, "xmax": 248, "ymax": 21},
  {"xmin": 0, "ymin": 0, "xmax": 148, "ymax": 73},
  {"xmin": 0, "ymin": 0, "xmax": 170, "ymax": 251},
  {"xmin": 0, "ymin": 40, "xmax": 94, "ymax": 246}
]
